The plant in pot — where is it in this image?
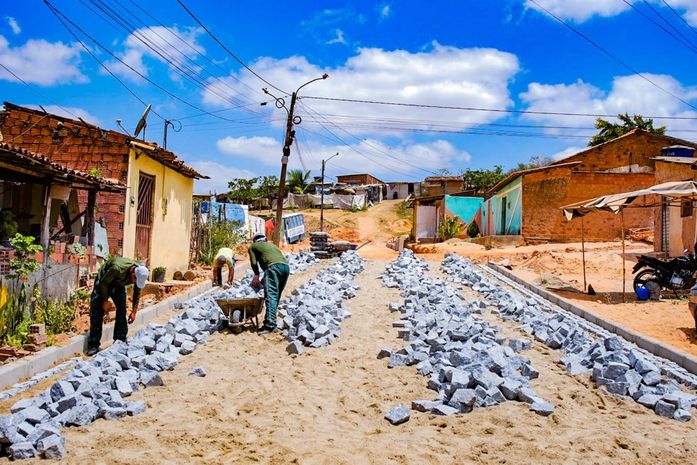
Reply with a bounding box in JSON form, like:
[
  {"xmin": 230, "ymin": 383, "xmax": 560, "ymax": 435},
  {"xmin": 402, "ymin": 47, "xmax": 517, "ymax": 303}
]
[{"xmin": 152, "ymin": 266, "xmax": 166, "ymax": 283}]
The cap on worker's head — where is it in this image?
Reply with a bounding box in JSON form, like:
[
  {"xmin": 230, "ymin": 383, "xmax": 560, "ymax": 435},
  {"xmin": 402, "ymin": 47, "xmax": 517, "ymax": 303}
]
[
  {"xmin": 216, "ymin": 255, "xmax": 228, "ymax": 266},
  {"xmin": 134, "ymin": 265, "xmax": 149, "ymax": 289},
  {"xmin": 253, "ymin": 234, "xmax": 267, "ymax": 243}
]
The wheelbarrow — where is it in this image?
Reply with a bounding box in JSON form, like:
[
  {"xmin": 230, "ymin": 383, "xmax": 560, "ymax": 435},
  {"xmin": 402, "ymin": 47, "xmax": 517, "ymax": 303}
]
[{"xmin": 215, "ymin": 297, "xmax": 264, "ymax": 334}]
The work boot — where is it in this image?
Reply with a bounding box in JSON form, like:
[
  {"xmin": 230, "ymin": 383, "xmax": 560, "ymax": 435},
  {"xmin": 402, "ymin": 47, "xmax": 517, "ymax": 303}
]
[
  {"xmin": 257, "ymin": 326, "xmax": 277, "ymax": 335},
  {"xmin": 86, "ymin": 346, "xmax": 100, "ymax": 356}
]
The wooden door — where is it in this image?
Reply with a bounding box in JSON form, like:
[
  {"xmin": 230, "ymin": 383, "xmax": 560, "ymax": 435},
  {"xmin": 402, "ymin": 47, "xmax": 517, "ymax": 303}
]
[{"xmin": 135, "ymin": 172, "xmax": 155, "ymax": 263}]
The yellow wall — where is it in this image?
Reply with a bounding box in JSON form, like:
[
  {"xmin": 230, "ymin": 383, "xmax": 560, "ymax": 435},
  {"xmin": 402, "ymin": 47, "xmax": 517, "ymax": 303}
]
[{"xmin": 122, "ymin": 148, "xmax": 194, "ymax": 278}]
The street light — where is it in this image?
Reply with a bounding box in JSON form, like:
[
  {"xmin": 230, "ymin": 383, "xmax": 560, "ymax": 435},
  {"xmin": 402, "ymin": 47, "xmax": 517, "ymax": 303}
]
[
  {"xmin": 262, "ymin": 73, "xmax": 329, "ymax": 245},
  {"xmin": 320, "ymin": 152, "xmax": 339, "ymax": 232}
]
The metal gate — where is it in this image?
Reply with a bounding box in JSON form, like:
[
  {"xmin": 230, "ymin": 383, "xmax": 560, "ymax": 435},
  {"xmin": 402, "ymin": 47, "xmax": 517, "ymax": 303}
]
[{"xmin": 135, "ymin": 172, "xmax": 155, "ymax": 263}]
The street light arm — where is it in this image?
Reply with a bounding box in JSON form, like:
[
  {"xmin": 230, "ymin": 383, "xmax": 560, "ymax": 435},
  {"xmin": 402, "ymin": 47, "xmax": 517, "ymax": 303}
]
[{"xmin": 296, "ymin": 74, "xmax": 329, "ymax": 94}]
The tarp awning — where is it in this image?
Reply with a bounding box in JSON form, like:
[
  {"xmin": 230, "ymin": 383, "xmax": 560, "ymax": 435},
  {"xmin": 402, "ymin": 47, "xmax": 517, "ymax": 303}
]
[{"xmin": 562, "ymin": 180, "xmax": 697, "ymax": 220}]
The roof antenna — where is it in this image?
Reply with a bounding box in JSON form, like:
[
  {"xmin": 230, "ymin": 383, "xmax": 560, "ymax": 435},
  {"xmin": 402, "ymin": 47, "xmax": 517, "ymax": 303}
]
[{"xmin": 116, "ymin": 119, "xmax": 128, "ymax": 134}]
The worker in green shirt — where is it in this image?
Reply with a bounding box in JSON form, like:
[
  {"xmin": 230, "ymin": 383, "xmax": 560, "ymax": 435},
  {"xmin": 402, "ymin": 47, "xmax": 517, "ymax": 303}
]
[
  {"xmin": 87, "ymin": 256, "xmax": 149, "ymax": 355},
  {"xmin": 249, "ymin": 234, "xmax": 289, "ymax": 335},
  {"xmin": 212, "ymin": 247, "xmax": 235, "ymax": 286}
]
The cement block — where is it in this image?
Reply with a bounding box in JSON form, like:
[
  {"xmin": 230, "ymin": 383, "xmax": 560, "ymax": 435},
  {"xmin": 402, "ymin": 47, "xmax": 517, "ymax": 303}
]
[
  {"xmin": 37, "ymin": 433, "xmax": 65, "ymax": 459},
  {"xmin": 286, "ymin": 340, "xmax": 304, "ymax": 355},
  {"xmin": 140, "ymin": 370, "xmax": 164, "ymax": 388},
  {"xmin": 126, "ymin": 400, "xmax": 147, "ymax": 416},
  {"xmin": 188, "ymin": 367, "xmax": 207, "ymax": 377},
  {"xmin": 655, "ymin": 400, "xmax": 677, "ymax": 418},
  {"xmin": 385, "ymin": 405, "xmax": 410, "ymax": 425},
  {"xmin": 8, "ymin": 441, "xmax": 36, "ymax": 460}
]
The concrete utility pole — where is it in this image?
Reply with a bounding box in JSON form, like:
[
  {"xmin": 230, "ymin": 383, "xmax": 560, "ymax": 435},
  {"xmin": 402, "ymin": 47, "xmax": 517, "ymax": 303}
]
[
  {"xmin": 263, "ymin": 74, "xmax": 329, "ymax": 245},
  {"xmin": 320, "ymin": 152, "xmax": 339, "ymax": 232}
]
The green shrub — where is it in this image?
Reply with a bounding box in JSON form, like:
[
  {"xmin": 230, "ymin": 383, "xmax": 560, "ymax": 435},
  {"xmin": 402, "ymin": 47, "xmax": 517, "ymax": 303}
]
[
  {"xmin": 438, "ymin": 217, "xmax": 464, "ymax": 241},
  {"xmin": 34, "ymin": 299, "xmax": 75, "ymax": 336},
  {"xmin": 467, "ymin": 221, "xmax": 481, "ymax": 238}
]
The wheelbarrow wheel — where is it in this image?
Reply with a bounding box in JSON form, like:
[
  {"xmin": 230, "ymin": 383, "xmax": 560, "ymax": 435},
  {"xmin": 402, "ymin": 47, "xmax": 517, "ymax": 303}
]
[{"xmin": 231, "ymin": 309, "xmax": 243, "ymax": 334}]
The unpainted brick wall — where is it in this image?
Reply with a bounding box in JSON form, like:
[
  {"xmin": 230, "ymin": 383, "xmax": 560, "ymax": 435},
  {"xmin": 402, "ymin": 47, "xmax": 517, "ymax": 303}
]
[
  {"xmin": 522, "ymin": 170, "xmax": 656, "ymax": 242},
  {"xmin": 556, "ymin": 131, "xmax": 697, "ymax": 172},
  {"xmin": 0, "ymin": 107, "xmax": 129, "ymax": 254}
]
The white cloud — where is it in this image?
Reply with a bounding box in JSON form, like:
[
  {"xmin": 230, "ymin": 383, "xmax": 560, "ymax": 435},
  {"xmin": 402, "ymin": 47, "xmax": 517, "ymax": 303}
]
[
  {"xmin": 24, "ymin": 104, "xmax": 102, "ymax": 126},
  {"xmin": 549, "ymin": 146, "xmax": 585, "ymax": 161},
  {"xmin": 215, "ymin": 134, "xmax": 471, "ymax": 181},
  {"xmin": 5, "ymin": 17, "xmax": 20, "ymax": 35},
  {"xmin": 326, "ymin": 29, "xmax": 347, "ymax": 45},
  {"xmin": 105, "ymin": 25, "xmax": 204, "ymax": 83},
  {"xmin": 203, "ymin": 42, "xmax": 520, "ymax": 134},
  {"xmin": 189, "ymin": 160, "xmax": 257, "ymax": 195},
  {"xmin": 524, "ymin": 0, "xmax": 629, "ymax": 22},
  {"xmin": 379, "ymin": 4, "xmax": 392, "ymax": 20},
  {"xmin": 0, "ymin": 35, "xmax": 86, "ymax": 86},
  {"xmin": 525, "ymin": 0, "xmax": 697, "ymax": 26},
  {"xmin": 519, "ymin": 74, "xmax": 697, "ymax": 134}
]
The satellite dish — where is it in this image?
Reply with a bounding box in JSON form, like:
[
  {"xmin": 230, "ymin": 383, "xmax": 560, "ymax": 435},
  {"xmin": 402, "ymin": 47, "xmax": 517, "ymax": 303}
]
[{"xmin": 133, "ymin": 104, "xmax": 151, "ymax": 139}]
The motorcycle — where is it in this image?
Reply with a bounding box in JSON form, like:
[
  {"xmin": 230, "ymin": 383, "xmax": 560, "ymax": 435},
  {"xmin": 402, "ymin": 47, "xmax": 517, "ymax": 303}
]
[{"xmin": 632, "ymin": 247, "xmax": 697, "ymax": 295}]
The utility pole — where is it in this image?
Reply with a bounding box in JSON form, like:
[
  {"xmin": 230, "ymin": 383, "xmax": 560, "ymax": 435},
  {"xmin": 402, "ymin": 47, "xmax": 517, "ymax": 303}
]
[
  {"xmin": 320, "ymin": 152, "xmax": 339, "ymax": 232},
  {"xmin": 263, "ymin": 74, "xmax": 329, "ymax": 245}
]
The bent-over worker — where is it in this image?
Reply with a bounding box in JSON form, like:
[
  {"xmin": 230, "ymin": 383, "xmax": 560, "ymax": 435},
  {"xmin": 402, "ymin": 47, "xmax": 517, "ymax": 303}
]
[
  {"xmin": 249, "ymin": 234, "xmax": 289, "ymax": 335},
  {"xmin": 212, "ymin": 247, "xmax": 235, "ymax": 286},
  {"xmin": 87, "ymin": 256, "xmax": 149, "ymax": 356}
]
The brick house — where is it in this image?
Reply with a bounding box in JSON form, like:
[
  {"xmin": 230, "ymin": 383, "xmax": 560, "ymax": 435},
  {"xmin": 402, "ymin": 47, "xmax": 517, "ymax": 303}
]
[
  {"xmin": 420, "ymin": 176, "xmax": 464, "ymax": 197},
  {"xmin": 0, "ymin": 102, "xmax": 207, "ymax": 277},
  {"xmin": 652, "ymin": 149, "xmax": 697, "ymax": 256},
  {"xmin": 336, "ymin": 173, "xmax": 384, "ymax": 185},
  {"xmin": 482, "ymin": 129, "xmax": 697, "ymax": 242}
]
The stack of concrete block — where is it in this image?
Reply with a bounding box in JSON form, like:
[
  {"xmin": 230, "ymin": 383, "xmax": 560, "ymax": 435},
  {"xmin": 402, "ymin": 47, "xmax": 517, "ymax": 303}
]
[
  {"xmin": 23, "ymin": 324, "xmax": 47, "ymax": 352},
  {"xmin": 441, "ymin": 253, "xmax": 697, "ymax": 422},
  {"xmin": 379, "ymin": 251, "xmax": 553, "ymax": 419},
  {"xmin": 279, "ymin": 251, "xmax": 364, "ymax": 353}
]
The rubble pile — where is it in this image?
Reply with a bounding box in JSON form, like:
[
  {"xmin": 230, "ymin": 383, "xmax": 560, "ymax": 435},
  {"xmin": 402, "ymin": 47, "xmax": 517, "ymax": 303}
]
[
  {"xmin": 279, "ymin": 251, "xmax": 364, "ymax": 354},
  {"xmin": 380, "ymin": 250, "xmax": 554, "ymax": 419},
  {"xmin": 441, "ymin": 253, "xmax": 697, "ymax": 422}
]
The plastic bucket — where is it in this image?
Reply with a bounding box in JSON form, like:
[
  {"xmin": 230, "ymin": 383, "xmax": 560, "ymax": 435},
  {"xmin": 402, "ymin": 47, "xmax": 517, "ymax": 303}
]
[{"xmin": 635, "ymin": 286, "xmax": 649, "ymax": 301}]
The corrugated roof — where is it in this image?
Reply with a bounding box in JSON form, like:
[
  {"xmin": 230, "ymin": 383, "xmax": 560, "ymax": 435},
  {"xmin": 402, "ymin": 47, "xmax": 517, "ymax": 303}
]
[
  {"xmin": 424, "ymin": 176, "xmax": 462, "ymax": 182},
  {"xmin": 0, "ymin": 142, "xmax": 125, "ymax": 192}
]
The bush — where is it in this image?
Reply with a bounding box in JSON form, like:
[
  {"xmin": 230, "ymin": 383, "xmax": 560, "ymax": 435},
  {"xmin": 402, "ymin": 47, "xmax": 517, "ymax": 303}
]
[
  {"xmin": 34, "ymin": 299, "xmax": 76, "ymax": 336},
  {"xmin": 467, "ymin": 221, "xmax": 481, "ymax": 238},
  {"xmin": 438, "ymin": 217, "xmax": 464, "ymax": 241},
  {"xmin": 199, "ymin": 220, "xmax": 246, "ymax": 266}
]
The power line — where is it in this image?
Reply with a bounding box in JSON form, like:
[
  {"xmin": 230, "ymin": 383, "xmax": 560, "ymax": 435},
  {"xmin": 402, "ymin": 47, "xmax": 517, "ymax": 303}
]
[
  {"xmin": 79, "ymin": 0, "xmax": 263, "ymax": 117},
  {"xmin": 661, "ymin": 0, "xmax": 697, "ymax": 39},
  {"xmin": 621, "ymin": 0, "xmax": 697, "ymax": 55},
  {"xmin": 301, "ymin": 95, "xmax": 697, "ymax": 120},
  {"xmin": 44, "ymin": 0, "xmax": 258, "ymax": 125},
  {"xmin": 43, "ymin": 1, "xmax": 165, "ymax": 120},
  {"xmin": 176, "ymin": 0, "xmax": 287, "ymax": 95},
  {"xmin": 528, "ymin": 0, "xmax": 697, "ymax": 112}
]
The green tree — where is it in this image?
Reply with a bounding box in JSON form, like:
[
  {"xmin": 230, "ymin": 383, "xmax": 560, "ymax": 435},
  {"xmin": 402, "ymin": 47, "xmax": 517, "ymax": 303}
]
[
  {"xmin": 462, "ymin": 165, "xmax": 506, "ymax": 193},
  {"xmin": 287, "ymin": 169, "xmax": 313, "ymax": 194},
  {"xmin": 589, "ymin": 113, "xmax": 666, "ymax": 146},
  {"xmin": 227, "ymin": 178, "xmax": 258, "ymax": 205},
  {"xmin": 256, "ymin": 175, "xmax": 279, "ymax": 208}
]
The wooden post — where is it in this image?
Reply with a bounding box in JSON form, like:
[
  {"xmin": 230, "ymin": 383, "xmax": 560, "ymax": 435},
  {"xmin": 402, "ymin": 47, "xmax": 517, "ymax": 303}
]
[
  {"xmin": 40, "ymin": 183, "xmax": 53, "ymax": 296},
  {"xmin": 581, "ymin": 215, "xmax": 587, "ymax": 292},
  {"xmin": 621, "ymin": 209, "xmax": 626, "ymax": 303},
  {"xmin": 85, "ymin": 190, "xmax": 96, "ymax": 246}
]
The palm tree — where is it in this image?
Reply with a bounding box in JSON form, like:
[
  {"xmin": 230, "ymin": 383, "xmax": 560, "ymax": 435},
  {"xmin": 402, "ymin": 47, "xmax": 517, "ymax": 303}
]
[{"xmin": 287, "ymin": 169, "xmax": 313, "ymax": 194}]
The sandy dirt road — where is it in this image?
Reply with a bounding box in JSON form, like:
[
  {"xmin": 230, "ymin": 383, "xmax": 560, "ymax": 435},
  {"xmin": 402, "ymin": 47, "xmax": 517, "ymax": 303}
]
[{"xmin": 18, "ymin": 255, "xmax": 697, "ymax": 465}]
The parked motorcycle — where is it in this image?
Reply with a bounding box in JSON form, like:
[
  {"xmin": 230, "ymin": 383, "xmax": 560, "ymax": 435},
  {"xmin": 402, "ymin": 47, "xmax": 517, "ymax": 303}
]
[{"xmin": 632, "ymin": 247, "xmax": 697, "ymax": 295}]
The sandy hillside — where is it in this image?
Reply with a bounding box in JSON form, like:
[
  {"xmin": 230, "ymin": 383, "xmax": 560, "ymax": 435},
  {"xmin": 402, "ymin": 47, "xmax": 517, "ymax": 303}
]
[{"xmin": 17, "ymin": 255, "xmax": 697, "ymax": 465}]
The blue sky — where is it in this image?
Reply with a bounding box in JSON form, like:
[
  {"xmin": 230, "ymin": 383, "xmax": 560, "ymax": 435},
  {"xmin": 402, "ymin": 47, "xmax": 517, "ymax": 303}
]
[{"xmin": 3, "ymin": 0, "xmax": 697, "ymax": 193}]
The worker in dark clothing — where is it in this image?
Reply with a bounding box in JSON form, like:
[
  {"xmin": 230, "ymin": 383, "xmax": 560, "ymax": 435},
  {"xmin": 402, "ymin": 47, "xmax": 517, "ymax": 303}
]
[
  {"xmin": 248, "ymin": 234, "xmax": 290, "ymax": 335},
  {"xmin": 87, "ymin": 256, "xmax": 149, "ymax": 355}
]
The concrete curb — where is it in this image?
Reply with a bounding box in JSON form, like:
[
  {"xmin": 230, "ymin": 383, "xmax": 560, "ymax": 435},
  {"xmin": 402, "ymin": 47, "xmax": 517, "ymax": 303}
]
[
  {"xmin": 487, "ymin": 263, "xmax": 697, "ymax": 376},
  {"xmin": 0, "ymin": 263, "xmax": 250, "ymax": 390}
]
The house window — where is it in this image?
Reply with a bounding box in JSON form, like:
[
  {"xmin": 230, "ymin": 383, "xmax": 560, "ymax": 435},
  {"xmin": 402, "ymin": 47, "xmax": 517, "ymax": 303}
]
[{"xmin": 681, "ymin": 199, "xmax": 693, "ymax": 218}]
